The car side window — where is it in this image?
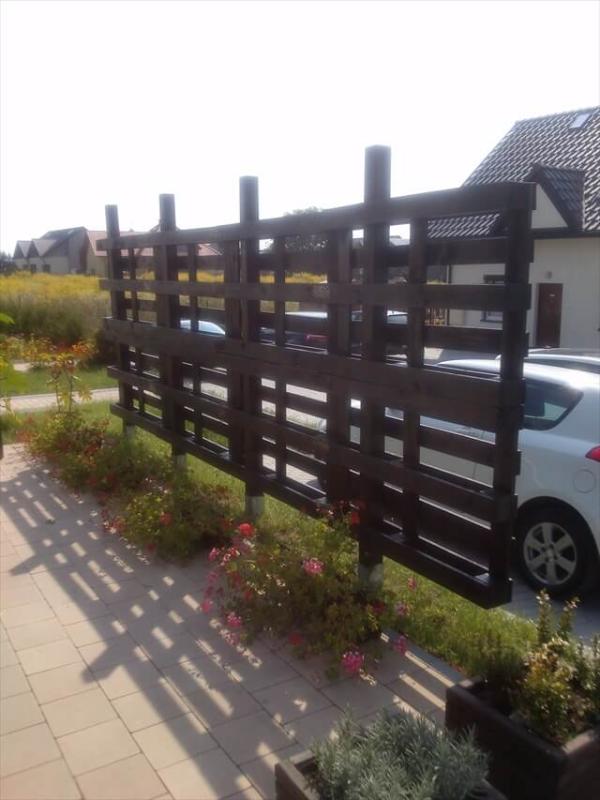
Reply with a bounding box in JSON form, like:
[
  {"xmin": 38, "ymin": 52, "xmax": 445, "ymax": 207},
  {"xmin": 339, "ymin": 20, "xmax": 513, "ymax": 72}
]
[{"xmin": 523, "ymin": 380, "xmax": 582, "ymax": 430}]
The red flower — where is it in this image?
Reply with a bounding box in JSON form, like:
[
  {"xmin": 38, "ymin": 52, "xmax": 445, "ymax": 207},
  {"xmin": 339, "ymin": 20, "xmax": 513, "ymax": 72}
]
[
  {"xmin": 146, "ymin": 542, "xmax": 157, "ymax": 553},
  {"xmin": 159, "ymin": 512, "xmax": 173, "ymax": 527},
  {"xmin": 371, "ymin": 600, "xmax": 386, "ymax": 617},
  {"xmin": 350, "ymin": 510, "xmax": 361, "ymax": 526},
  {"xmin": 237, "ymin": 522, "xmax": 255, "ymax": 539},
  {"xmin": 288, "ymin": 632, "xmax": 304, "ymax": 647}
]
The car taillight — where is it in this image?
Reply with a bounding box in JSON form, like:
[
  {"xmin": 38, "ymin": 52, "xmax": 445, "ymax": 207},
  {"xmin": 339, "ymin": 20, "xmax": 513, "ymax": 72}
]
[{"xmin": 585, "ymin": 445, "xmax": 600, "ymax": 462}]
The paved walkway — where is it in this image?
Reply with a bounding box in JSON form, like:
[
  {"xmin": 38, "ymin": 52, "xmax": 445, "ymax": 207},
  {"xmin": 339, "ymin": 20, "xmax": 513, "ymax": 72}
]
[
  {"xmin": 9, "ymin": 388, "xmax": 119, "ymax": 413},
  {"xmin": 0, "ymin": 446, "xmax": 460, "ymax": 800}
]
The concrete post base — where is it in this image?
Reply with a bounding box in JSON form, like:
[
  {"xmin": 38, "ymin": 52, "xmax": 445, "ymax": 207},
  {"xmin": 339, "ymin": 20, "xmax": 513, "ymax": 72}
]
[
  {"xmin": 244, "ymin": 494, "xmax": 265, "ymax": 520},
  {"xmin": 358, "ymin": 560, "xmax": 384, "ymax": 588}
]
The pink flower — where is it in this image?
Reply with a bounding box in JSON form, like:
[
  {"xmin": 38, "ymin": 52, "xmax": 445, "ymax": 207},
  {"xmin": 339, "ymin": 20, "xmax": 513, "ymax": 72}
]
[
  {"xmin": 395, "ymin": 602, "xmax": 408, "ymax": 617},
  {"xmin": 208, "ymin": 547, "xmax": 221, "ymax": 562},
  {"xmin": 226, "ymin": 611, "xmax": 243, "ymax": 629},
  {"xmin": 393, "ymin": 635, "xmax": 408, "ymax": 656},
  {"xmin": 408, "ymin": 576, "xmax": 418, "ymax": 591},
  {"xmin": 302, "ymin": 558, "xmax": 324, "ymax": 576},
  {"xmin": 207, "ymin": 570, "xmax": 218, "ymax": 585},
  {"xmin": 201, "ymin": 598, "xmax": 213, "ymax": 613},
  {"xmin": 341, "ymin": 649, "xmax": 365, "ymax": 676},
  {"xmin": 237, "ymin": 522, "xmax": 255, "ymax": 539}
]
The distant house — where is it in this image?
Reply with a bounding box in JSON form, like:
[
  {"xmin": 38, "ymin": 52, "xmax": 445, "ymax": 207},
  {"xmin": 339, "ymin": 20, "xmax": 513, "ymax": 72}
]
[
  {"xmin": 13, "ymin": 228, "xmax": 107, "ymax": 275},
  {"xmin": 434, "ymin": 107, "xmax": 600, "ymax": 349},
  {"xmin": 13, "ymin": 227, "xmax": 221, "ymax": 276}
]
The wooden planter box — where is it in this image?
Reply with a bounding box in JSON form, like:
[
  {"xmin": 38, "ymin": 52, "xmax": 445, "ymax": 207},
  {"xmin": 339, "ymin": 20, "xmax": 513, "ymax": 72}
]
[
  {"xmin": 445, "ymin": 679, "xmax": 600, "ymax": 800},
  {"xmin": 274, "ymin": 750, "xmax": 506, "ymax": 800}
]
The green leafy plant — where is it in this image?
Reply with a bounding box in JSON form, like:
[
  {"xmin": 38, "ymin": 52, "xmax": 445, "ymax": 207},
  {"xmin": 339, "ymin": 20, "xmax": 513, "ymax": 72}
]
[
  {"xmin": 24, "ymin": 411, "xmax": 109, "ymax": 488},
  {"xmin": 106, "ymin": 474, "xmax": 231, "ymax": 561},
  {"xmin": 311, "ymin": 709, "xmax": 488, "ymax": 800},
  {"xmin": 471, "ymin": 590, "xmax": 600, "ymax": 744},
  {"xmin": 201, "ymin": 511, "xmax": 410, "ymax": 675}
]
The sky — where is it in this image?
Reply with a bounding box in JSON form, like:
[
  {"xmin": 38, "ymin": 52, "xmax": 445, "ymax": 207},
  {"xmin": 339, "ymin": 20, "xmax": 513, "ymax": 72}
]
[{"xmin": 1, "ymin": 0, "xmax": 599, "ymax": 252}]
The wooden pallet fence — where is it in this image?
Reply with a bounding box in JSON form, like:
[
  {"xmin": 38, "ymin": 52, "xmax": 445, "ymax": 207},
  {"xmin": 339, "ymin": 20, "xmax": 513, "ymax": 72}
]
[{"xmin": 98, "ymin": 146, "xmax": 534, "ymax": 607}]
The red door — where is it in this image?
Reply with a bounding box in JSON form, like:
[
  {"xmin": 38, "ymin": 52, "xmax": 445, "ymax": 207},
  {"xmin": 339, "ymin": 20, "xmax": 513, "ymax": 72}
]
[{"xmin": 536, "ymin": 283, "xmax": 562, "ymax": 347}]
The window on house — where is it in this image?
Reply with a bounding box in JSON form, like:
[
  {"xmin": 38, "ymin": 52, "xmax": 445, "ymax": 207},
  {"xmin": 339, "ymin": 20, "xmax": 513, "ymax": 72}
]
[
  {"xmin": 482, "ymin": 274, "xmax": 503, "ymax": 322},
  {"xmin": 43, "ymin": 263, "xmax": 51, "ymax": 273},
  {"xmin": 570, "ymin": 111, "xmax": 591, "ymax": 130}
]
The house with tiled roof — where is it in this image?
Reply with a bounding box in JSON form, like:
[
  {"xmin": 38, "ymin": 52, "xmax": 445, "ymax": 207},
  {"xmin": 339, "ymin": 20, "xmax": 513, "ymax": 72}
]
[
  {"xmin": 13, "ymin": 228, "xmax": 105, "ymax": 275},
  {"xmin": 14, "ymin": 227, "xmax": 221, "ymax": 276},
  {"xmin": 439, "ymin": 107, "xmax": 600, "ymax": 349}
]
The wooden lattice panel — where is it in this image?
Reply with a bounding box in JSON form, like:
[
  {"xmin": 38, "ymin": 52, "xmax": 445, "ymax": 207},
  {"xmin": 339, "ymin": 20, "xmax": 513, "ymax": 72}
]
[{"xmin": 99, "ymin": 147, "xmax": 534, "ymax": 607}]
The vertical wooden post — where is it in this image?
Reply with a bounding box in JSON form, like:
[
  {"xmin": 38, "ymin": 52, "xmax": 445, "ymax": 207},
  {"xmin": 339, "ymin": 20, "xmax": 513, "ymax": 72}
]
[
  {"xmin": 224, "ymin": 240, "xmax": 244, "ymax": 466},
  {"xmin": 325, "ymin": 229, "xmax": 352, "ymax": 502},
  {"xmin": 273, "ymin": 237, "xmax": 287, "ymax": 485},
  {"xmin": 358, "ymin": 145, "xmax": 391, "ymax": 587},
  {"xmin": 156, "ymin": 194, "xmax": 186, "ymax": 469},
  {"xmin": 240, "ymin": 176, "xmax": 264, "ymax": 519},
  {"xmin": 490, "ymin": 204, "xmax": 533, "ymax": 583},
  {"xmin": 403, "ymin": 218, "xmax": 428, "ymax": 543},
  {"xmin": 105, "ymin": 204, "xmax": 134, "ymax": 437}
]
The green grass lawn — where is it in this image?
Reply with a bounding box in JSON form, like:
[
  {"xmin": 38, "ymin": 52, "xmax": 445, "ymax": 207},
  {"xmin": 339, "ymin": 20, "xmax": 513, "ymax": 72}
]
[
  {"xmin": 9, "ymin": 365, "xmax": 116, "ymax": 396},
  {"xmin": 2, "ymin": 399, "xmax": 536, "ymax": 676}
]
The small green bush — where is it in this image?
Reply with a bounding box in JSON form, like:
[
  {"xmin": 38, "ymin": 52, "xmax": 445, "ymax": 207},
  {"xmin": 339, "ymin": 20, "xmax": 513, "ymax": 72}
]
[
  {"xmin": 508, "ymin": 592, "xmax": 600, "ymax": 743},
  {"xmin": 110, "ymin": 475, "xmax": 231, "ymax": 561},
  {"xmin": 311, "ymin": 709, "xmax": 488, "ymax": 800}
]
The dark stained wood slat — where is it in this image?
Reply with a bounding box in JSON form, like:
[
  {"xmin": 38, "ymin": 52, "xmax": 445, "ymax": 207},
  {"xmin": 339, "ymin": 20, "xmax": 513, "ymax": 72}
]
[
  {"xmin": 101, "ymin": 278, "xmax": 531, "ymax": 312},
  {"xmin": 402, "ymin": 217, "xmax": 428, "ymax": 543},
  {"xmin": 103, "ymin": 318, "xmax": 516, "ymax": 429},
  {"xmin": 240, "ymin": 176, "xmax": 263, "ymax": 505},
  {"xmin": 489, "ymin": 207, "xmax": 532, "ymax": 580},
  {"xmin": 97, "ymin": 181, "xmax": 535, "ymax": 251},
  {"xmin": 359, "ymin": 146, "xmax": 391, "ymax": 574}
]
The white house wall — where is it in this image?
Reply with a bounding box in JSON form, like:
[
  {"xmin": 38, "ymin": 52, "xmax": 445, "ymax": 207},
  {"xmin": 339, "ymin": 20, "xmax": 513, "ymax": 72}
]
[
  {"xmin": 449, "ymin": 237, "xmax": 600, "ymax": 349},
  {"xmin": 532, "ymin": 186, "xmax": 568, "ymax": 230}
]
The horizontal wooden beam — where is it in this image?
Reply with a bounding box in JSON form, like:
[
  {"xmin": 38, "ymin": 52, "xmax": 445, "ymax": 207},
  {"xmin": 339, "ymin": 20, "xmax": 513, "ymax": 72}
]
[
  {"xmin": 102, "ymin": 278, "xmax": 531, "ymax": 312},
  {"xmin": 97, "ymin": 181, "xmax": 535, "ymax": 251},
  {"xmin": 104, "ymin": 319, "xmax": 523, "ymax": 430}
]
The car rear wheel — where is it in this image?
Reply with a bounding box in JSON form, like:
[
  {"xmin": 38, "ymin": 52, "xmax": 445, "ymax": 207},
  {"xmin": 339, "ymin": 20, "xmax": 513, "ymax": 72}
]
[{"xmin": 515, "ymin": 505, "xmax": 597, "ymax": 597}]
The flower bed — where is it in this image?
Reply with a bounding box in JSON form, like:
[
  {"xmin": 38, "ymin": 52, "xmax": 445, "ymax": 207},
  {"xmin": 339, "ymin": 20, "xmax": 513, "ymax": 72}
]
[
  {"xmin": 201, "ymin": 510, "xmax": 411, "ymax": 676},
  {"xmin": 21, "ymin": 409, "xmax": 234, "ymax": 560}
]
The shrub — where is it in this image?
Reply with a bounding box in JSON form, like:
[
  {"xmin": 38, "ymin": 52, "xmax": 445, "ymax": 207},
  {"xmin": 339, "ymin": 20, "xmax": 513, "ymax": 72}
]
[
  {"xmin": 24, "ymin": 411, "xmax": 109, "ymax": 489},
  {"xmin": 311, "ymin": 709, "xmax": 488, "ymax": 800},
  {"xmin": 23, "ymin": 408, "xmax": 233, "ymax": 561},
  {"xmin": 201, "ymin": 512, "xmax": 409, "ymax": 675},
  {"xmin": 508, "ymin": 592, "xmax": 600, "ymax": 743},
  {"xmin": 108, "ymin": 475, "xmax": 231, "ymax": 561}
]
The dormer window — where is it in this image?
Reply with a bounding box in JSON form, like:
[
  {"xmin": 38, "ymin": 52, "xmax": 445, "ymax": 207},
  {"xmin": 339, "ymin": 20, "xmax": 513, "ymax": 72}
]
[{"xmin": 570, "ymin": 111, "xmax": 591, "ymax": 130}]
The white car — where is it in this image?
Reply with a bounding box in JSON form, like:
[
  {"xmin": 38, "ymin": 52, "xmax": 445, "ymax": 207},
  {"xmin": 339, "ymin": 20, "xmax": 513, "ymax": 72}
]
[
  {"xmin": 524, "ymin": 349, "xmax": 600, "ymax": 375},
  {"xmin": 320, "ymin": 360, "xmax": 600, "ymax": 596}
]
